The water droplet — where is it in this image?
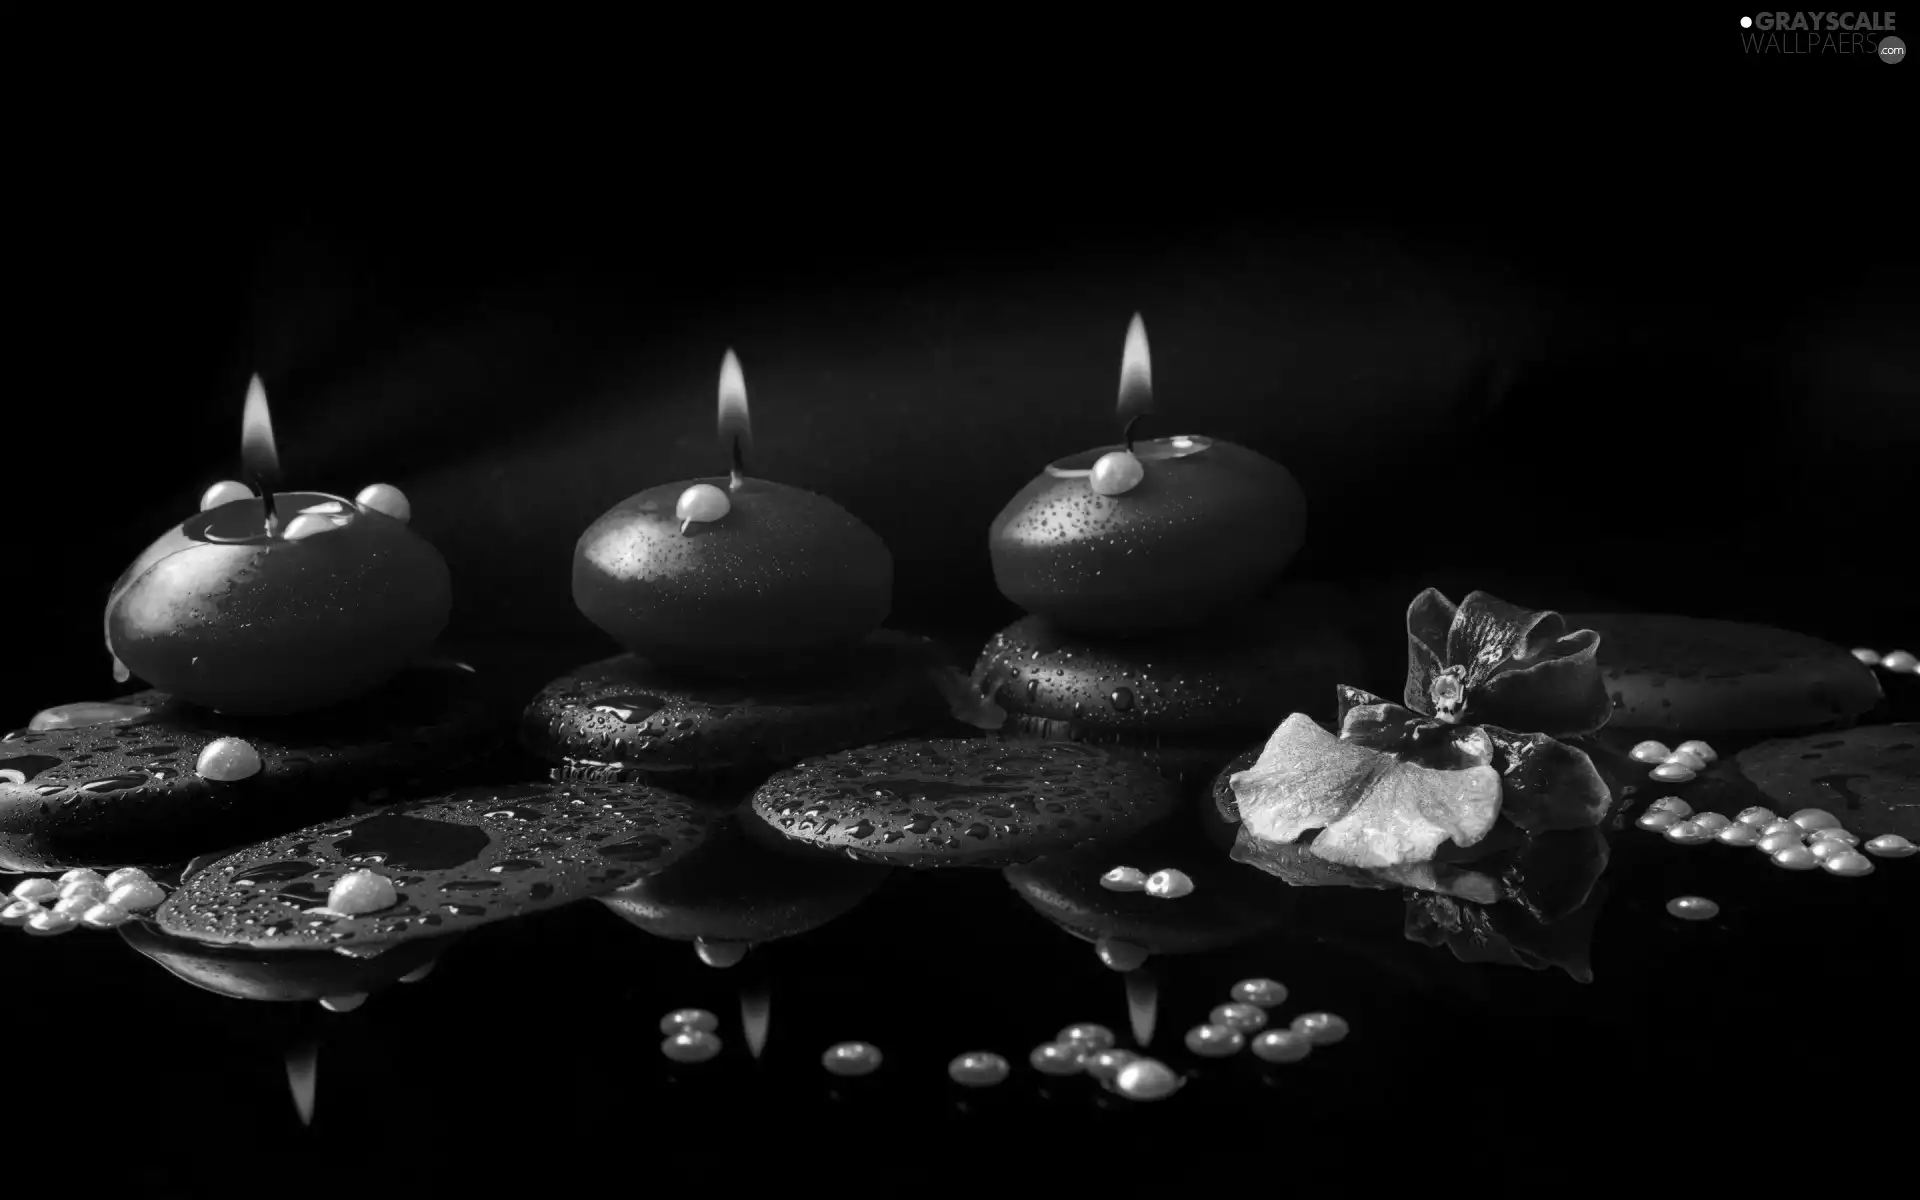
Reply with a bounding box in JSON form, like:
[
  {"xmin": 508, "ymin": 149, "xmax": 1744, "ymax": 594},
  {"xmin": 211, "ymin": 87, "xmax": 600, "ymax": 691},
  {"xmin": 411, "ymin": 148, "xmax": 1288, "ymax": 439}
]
[{"xmin": 1109, "ymin": 687, "xmax": 1134, "ymax": 712}]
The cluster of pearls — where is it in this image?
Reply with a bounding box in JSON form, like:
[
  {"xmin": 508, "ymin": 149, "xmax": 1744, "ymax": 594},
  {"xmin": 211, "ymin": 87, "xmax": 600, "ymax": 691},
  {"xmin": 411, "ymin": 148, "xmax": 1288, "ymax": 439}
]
[
  {"xmin": 1851, "ymin": 647, "xmax": 1918, "ymax": 674},
  {"xmin": 1638, "ymin": 800, "xmax": 1908, "ymax": 873},
  {"xmin": 3, "ymin": 867, "xmax": 165, "ymax": 936},
  {"xmin": 1629, "ymin": 738, "xmax": 1717, "ymax": 784},
  {"xmin": 1098, "ymin": 865, "xmax": 1195, "ymax": 899}
]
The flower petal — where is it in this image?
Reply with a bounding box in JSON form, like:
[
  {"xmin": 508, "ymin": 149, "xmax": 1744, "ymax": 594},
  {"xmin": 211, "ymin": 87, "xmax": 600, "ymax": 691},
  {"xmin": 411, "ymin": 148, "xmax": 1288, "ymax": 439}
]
[
  {"xmin": 1308, "ymin": 758, "xmax": 1503, "ymax": 868},
  {"xmin": 1339, "ymin": 698, "xmax": 1495, "ymax": 773},
  {"xmin": 1230, "ymin": 828, "xmax": 1395, "ymax": 889},
  {"xmin": 1402, "ymin": 589, "xmax": 1612, "ymax": 736},
  {"xmin": 1228, "ymin": 714, "xmax": 1375, "ymax": 845},
  {"xmin": 1335, "ymin": 684, "xmax": 1392, "ymax": 726},
  {"xmin": 1499, "ymin": 826, "xmax": 1609, "ymax": 924},
  {"xmin": 1485, "ymin": 727, "xmax": 1614, "ymax": 832},
  {"xmin": 1467, "ymin": 627, "xmax": 1611, "ymax": 736},
  {"xmin": 1402, "ymin": 589, "xmax": 1456, "ymax": 717}
]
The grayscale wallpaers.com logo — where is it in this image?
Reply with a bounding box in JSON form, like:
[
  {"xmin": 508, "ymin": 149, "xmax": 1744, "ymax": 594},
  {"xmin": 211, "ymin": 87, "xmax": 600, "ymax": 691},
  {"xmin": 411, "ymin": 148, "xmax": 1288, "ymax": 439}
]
[{"xmin": 1738, "ymin": 11, "xmax": 1904, "ymax": 59}]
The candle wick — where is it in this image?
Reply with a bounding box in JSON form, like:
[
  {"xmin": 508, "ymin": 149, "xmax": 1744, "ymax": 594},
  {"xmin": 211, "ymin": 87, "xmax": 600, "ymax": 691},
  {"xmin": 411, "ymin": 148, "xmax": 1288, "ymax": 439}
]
[
  {"xmin": 1122, "ymin": 414, "xmax": 1144, "ymax": 454},
  {"xmin": 252, "ymin": 474, "xmax": 281, "ymax": 537},
  {"xmin": 729, "ymin": 435, "xmax": 746, "ymax": 491},
  {"xmin": 680, "ymin": 519, "xmax": 693, "ymax": 536}
]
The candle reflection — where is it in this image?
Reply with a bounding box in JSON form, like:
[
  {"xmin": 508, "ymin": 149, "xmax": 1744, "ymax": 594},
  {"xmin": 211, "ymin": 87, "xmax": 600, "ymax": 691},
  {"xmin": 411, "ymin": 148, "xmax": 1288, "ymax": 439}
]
[
  {"xmin": 285, "ymin": 1039, "xmax": 318, "ymax": 1128},
  {"xmin": 741, "ymin": 985, "xmax": 771, "ymax": 1060},
  {"xmin": 1125, "ymin": 968, "xmax": 1158, "ymax": 1048}
]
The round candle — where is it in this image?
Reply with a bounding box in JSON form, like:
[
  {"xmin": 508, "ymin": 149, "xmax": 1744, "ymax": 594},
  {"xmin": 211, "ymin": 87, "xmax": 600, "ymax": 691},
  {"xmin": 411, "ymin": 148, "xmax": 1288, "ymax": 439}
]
[
  {"xmin": 988, "ymin": 314, "xmax": 1307, "ymax": 635},
  {"xmin": 572, "ymin": 350, "xmax": 891, "ymax": 676},
  {"xmin": 103, "ymin": 376, "xmax": 450, "ymax": 714}
]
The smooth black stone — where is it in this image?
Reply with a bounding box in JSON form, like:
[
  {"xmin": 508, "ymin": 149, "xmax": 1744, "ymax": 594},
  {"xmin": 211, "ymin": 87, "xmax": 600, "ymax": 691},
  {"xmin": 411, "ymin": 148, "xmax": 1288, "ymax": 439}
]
[{"xmin": 120, "ymin": 918, "xmax": 455, "ymax": 1002}]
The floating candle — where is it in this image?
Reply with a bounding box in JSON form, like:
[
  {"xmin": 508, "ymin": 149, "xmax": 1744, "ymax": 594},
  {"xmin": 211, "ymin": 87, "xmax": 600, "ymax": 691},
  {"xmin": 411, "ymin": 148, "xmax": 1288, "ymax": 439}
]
[
  {"xmin": 987, "ymin": 314, "xmax": 1308, "ymax": 635},
  {"xmin": 104, "ymin": 376, "xmax": 451, "ymax": 714},
  {"xmin": 572, "ymin": 350, "xmax": 892, "ymax": 676}
]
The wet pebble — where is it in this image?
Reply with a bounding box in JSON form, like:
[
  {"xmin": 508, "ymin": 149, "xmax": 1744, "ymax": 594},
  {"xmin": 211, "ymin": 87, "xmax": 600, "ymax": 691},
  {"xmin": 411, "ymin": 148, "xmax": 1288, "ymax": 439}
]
[
  {"xmin": 1291, "ymin": 1012, "xmax": 1350, "ymax": 1045},
  {"xmin": 1082, "ymin": 1048, "xmax": 1137, "ymax": 1083},
  {"xmin": 1650, "ymin": 763, "xmax": 1697, "ymax": 783},
  {"xmin": 1096, "ymin": 937, "xmax": 1149, "ymax": 972},
  {"xmin": 1059, "ymin": 1023, "xmax": 1116, "ymax": 1052},
  {"xmin": 822, "ymin": 1041, "xmax": 883, "ymax": 1077},
  {"xmin": 948, "ymin": 1052, "xmax": 1010, "ymax": 1087},
  {"xmin": 1112, "ymin": 1058, "xmax": 1184, "ymax": 1101},
  {"xmin": 1789, "ymin": 808, "xmax": 1841, "ymax": 833},
  {"xmin": 1231, "ymin": 978, "xmax": 1289, "ymax": 1008},
  {"xmin": 1030, "ymin": 1042, "xmax": 1086, "ymax": 1076},
  {"xmin": 1675, "ymin": 740, "xmax": 1718, "ymax": 764},
  {"xmin": 1185, "ymin": 1023, "xmax": 1245, "ymax": 1057},
  {"xmin": 1630, "ymin": 740, "xmax": 1672, "ymax": 764},
  {"xmin": 319, "ymin": 994, "xmax": 367, "ymax": 1013},
  {"xmin": 1665, "ymin": 821, "xmax": 1714, "ymax": 846},
  {"xmin": 196, "ymin": 737, "xmax": 262, "ymax": 782},
  {"xmin": 1716, "ymin": 824, "xmax": 1762, "ymax": 847},
  {"xmin": 1210, "ymin": 1003, "xmax": 1269, "ymax": 1033},
  {"xmin": 1144, "ymin": 869, "xmax": 1194, "ymax": 899},
  {"xmin": 660, "ymin": 1008, "xmax": 719, "ymax": 1035},
  {"xmin": 1637, "ymin": 811, "xmax": 1680, "ymax": 832},
  {"xmin": 1823, "ymin": 852, "xmax": 1875, "ymax": 877},
  {"xmin": 1666, "ymin": 895, "xmax": 1720, "ymax": 921},
  {"xmin": 25, "ymin": 910, "xmax": 77, "ymax": 936},
  {"xmin": 9, "ymin": 879, "xmax": 57, "ymax": 904},
  {"xmin": 1647, "ymin": 796, "xmax": 1693, "ymax": 819},
  {"xmin": 1251, "ymin": 1030, "xmax": 1314, "ymax": 1064},
  {"xmin": 1771, "ymin": 846, "xmax": 1819, "ymax": 871},
  {"xmin": 662, "ymin": 1030, "xmax": 722, "ymax": 1063},
  {"xmin": 1099, "ymin": 866, "xmax": 1147, "ymax": 892},
  {"xmin": 1865, "ymin": 834, "xmax": 1916, "ymax": 859},
  {"xmin": 1882, "ymin": 650, "xmax": 1918, "ymax": 674},
  {"xmin": 1736, "ymin": 807, "xmax": 1777, "ymax": 827}
]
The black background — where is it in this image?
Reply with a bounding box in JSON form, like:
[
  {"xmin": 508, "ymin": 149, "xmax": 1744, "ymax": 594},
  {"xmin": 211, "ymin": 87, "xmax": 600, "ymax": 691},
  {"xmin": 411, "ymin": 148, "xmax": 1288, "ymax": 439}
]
[{"xmin": 4, "ymin": 55, "xmax": 1915, "ymax": 1188}]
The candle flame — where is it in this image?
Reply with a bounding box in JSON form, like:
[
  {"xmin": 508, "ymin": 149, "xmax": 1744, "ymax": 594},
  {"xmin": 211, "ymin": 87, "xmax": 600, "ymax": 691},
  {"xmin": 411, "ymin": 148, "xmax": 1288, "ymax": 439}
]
[
  {"xmin": 241, "ymin": 374, "xmax": 280, "ymax": 481},
  {"xmin": 1115, "ymin": 313, "xmax": 1153, "ymax": 424},
  {"xmin": 716, "ymin": 349, "xmax": 752, "ymax": 489}
]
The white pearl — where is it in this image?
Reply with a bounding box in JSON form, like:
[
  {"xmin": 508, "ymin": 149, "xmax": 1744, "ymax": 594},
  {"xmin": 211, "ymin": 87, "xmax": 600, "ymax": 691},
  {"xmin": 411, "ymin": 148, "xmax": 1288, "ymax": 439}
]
[
  {"xmin": 103, "ymin": 867, "xmax": 151, "ymax": 891},
  {"xmin": 1088, "ymin": 451, "xmax": 1146, "ymax": 496},
  {"xmin": 196, "ymin": 738, "xmax": 262, "ymax": 782},
  {"xmin": 1629, "ymin": 741, "xmax": 1672, "ymax": 764},
  {"xmin": 1637, "ymin": 811, "xmax": 1680, "ymax": 832},
  {"xmin": 199, "ymin": 480, "xmax": 253, "ymax": 511},
  {"xmin": 822, "ymin": 1042, "xmax": 883, "ymax": 1077},
  {"xmin": 1758, "ymin": 820, "xmax": 1800, "ymax": 837},
  {"xmin": 1185, "ymin": 1024, "xmax": 1245, "ymax": 1057},
  {"xmin": 1647, "ymin": 797, "xmax": 1693, "ymax": 818},
  {"xmin": 1058, "ymin": 1023, "xmax": 1116, "ymax": 1051},
  {"xmin": 1251, "ymin": 1030, "xmax": 1314, "ymax": 1064},
  {"xmin": 1082, "ymin": 1049, "xmax": 1138, "ymax": 1083},
  {"xmin": 661, "ymin": 1030, "xmax": 722, "ymax": 1064},
  {"xmin": 326, "ymin": 870, "xmax": 398, "ymax": 916},
  {"xmin": 1099, "ymin": 866, "xmax": 1147, "ymax": 892},
  {"xmin": 1111, "ymin": 1058, "xmax": 1183, "ymax": 1101},
  {"xmin": 1291, "ymin": 1012, "xmax": 1350, "ymax": 1045},
  {"xmin": 25, "ymin": 910, "xmax": 77, "ymax": 936},
  {"xmin": 1736, "ymin": 807, "xmax": 1777, "ymax": 827},
  {"xmin": 1849, "ymin": 647, "xmax": 1881, "ymax": 665},
  {"xmin": 59, "ymin": 879, "xmax": 108, "ymax": 905},
  {"xmin": 1881, "ymin": 650, "xmax": 1918, "ymax": 674},
  {"xmin": 1663, "ymin": 750, "xmax": 1708, "ymax": 772},
  {"xmin": 1231, "ymin": 978, "xmax": 1289, "ymax": 1008},
  {"xmin": 51, "ymin": 893, "xmax": 99, "ymax": 919},
  {"xmin": 659, "ymin": 1008, "xmax": 719, "ymax": 1035},
  {"xmin": 355, "ymin": 483, "xmax": 411, "ymax": 522},
  {"xmin": 9, "ymin": 879, "xmax": 58, "ymax": 903},
  {"xmin": 1865, "ymin": 834, "xmax": 1916, "ymax": 859},
  {"xmin": 1716, "ymin": 824, "xmax": 1761, "ymax": 847},
  {"xmin": 1665, "ymin": 821, "xmax": 1713, "ymax": 846},
  {"xmin": 1808, "ymin": 839, "xmax": 1850, "ymax": 861},
  {"xmin": 674, "ymin": 484, "xmax": 731, "ymax": 531},
  {"xmin": 1806, "ymin": 828, "xmax": 1859, "ymax": 846},
  {"xmin": 281, "ymin": 513, "xmax": 344, "ymax": 541},
  {"xmin": 1790, "ymin": 809, "xmax": 1841, "ymax": 832},
  {"xmin": 1210, "ymin": 1003, "xmax": 1269, "ymax": 1033},
  {"xmin": 1823, "ymin": 851, "xmax": 1875, "ymax": 876},
  {"xmin": 107, "ymin": 879, "xmax": 166, "ymax": 912},
  {"xmin": 1691, "ymin": 813, "xmax": 1732, "ymax": 833},
  {"xmin": 1674, "ymin": 740, "xmax": 1719, "ymax": 764},
  {"xmin": 1757, "ymin": 831, "xmax": 1807, "ymax": 854},
  {"xmin": 1771, "ymin": 846, "xmax": 1819, "ymax": 870},
  {"xmin": 1666, "ymin": 895, "xmax": 1720, "ymax": 920},
  {"xmin": 948, "ymin": 1052, "xmax": 1011, "ymax": 1088},
  {"xmin": 58, "ymin": 868, "xmax": 105, "ymax": 888},
  {"xmin": 1144, "ymin": 869, "xmax": 1194, "ymax": 899},
  {"xmin": 1029, "ymin": 1042, "xmax": 1086, "ymax": 1076},
  {"xmin": 1650, "ymin": 763, "xmax": 1697, "ymax": 783},
  {"xmin": 1, "ymin": 900, "xmax": 42, "ymax": 925},
  {"xmin": 81, "ymin": 903, "xmax": 130, "ymax": 929},
  {"xmin": 319, "ymin": 994, "xmax": 367, "ymax": 1013}
]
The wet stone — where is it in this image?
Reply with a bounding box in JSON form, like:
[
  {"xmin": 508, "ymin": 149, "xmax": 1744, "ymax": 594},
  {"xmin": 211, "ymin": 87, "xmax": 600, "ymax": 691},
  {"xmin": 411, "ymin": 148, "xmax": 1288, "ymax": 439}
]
[
  {"xmin": 154, "ymin": 780, "xmax": 711, "ymax": 952},
  {"xmin": 1737, "ymin": 724, "xmax": 1919, "ymax": 842},
  {"xmin": 748, "ymin": 738, "xmax": 1180, "ymax": 868}
]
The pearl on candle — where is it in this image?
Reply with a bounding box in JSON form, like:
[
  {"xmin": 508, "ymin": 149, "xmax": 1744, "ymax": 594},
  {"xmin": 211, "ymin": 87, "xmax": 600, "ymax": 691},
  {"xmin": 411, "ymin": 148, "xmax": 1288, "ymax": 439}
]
[
  {"xmin": 1088, "ymin": 451, "xmax": 1145, "ymax": 496},
  {"xmin": 200, "ymin": 480, "xmax": 253, "ymax": 511},
  {"xmin": 355, "ymin": 483, "xmax": 412, "ymax": 522},
  {"xmin": 674, "ymin": 483, "xmax": 732, "ymax": 533}
]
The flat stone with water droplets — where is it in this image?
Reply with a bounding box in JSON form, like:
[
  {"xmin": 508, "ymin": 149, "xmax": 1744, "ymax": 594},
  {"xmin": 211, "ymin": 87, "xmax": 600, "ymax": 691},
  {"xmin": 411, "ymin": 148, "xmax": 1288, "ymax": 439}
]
[
  {"xmin": 1736, "ymin": 723, "xmax": 1919, "ymax": 842},
  {"xmin": 155, "ymin": 780, "xmax": 712, "ymax": 952},
  {"xmin": 0, "ymin": 660, "xmax": 499, "ymax": 874},
  {"xmin": 749, "ymin": 738, "xmax": 1180, "ymax": 868}
]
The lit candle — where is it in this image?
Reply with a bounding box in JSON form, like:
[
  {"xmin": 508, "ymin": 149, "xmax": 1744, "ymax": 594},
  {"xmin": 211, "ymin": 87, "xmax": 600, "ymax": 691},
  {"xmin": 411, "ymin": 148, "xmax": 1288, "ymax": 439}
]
[
  {"xmin": 102, "ymin": 376, "xmax": 451, "ymax": 714},
  {"xmin": 988, "ymin": 315, "xmax": 1308, "ymax": 635},
  {"xmin": 572, "ymin": 350, "xmax": 892, "ymax": 676}
]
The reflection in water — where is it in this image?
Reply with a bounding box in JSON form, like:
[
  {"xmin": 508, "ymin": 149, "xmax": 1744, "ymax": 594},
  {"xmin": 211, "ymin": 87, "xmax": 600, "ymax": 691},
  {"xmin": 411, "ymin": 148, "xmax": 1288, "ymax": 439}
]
[
  {"xmin": 286, "ymin": 1040, "xmax": 318, "ymax": 1127},
  {"xmin": 119, "ymin": 917, "xmax": 453, "ymax": 1002},
  {"xmin": 1125, "ymin": 969, "xmax": 1158, "ymax": 1048},
  {"xmin": 741, "ymin": 986, "xmax": 771, "ymax": 1060}
]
